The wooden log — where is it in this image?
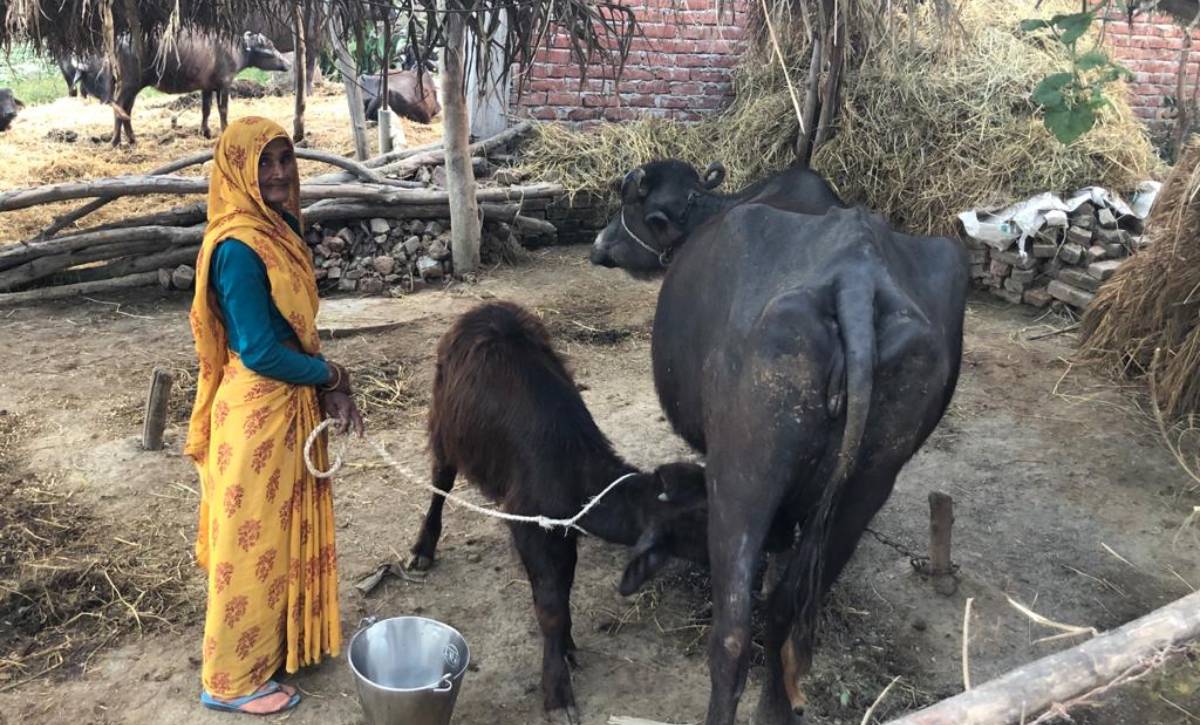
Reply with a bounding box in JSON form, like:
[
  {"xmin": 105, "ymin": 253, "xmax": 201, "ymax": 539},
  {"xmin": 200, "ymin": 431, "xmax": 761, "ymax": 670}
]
[
  {"xmin": 57, "ymin": 245, "xmax": 201, "ymax": 286},
  {"xmin": 38, "ymin": 151, "xmax": 214, "ymax": 239},
  {"xmin": 141, "ymin": 368, "xmax": 175, "ymax": 451},
  {"xmin": 375, "ymin": 120, "xmax": 534, "ymax": 178},
  {"xmin": 883, "ymin": 589, "xmax": 1200, "ymax": 725},
  {"xmin": 513, "ymin": 214, "xmax": 559, "ymax": 237},
  {"xmin": 0, "ymin": 176, "xmax": 561, "ymax": 214},
  {"xmin": 0, "ymin": 271, "xmax": 161, "ymax": 307},
  {"xmin": 928, "ymin": 491, "xmax": 956, "ymax": 596},
  {"xmin": 0, "ymin": 239, "xmax": 172, "ymax": 292},
  {"xmin": 302, "ymin": 201, "xmax": 519, "ymax": 224},
  {"xmin": 86, "ymin": 203, "xmax": 208, "ymax": 232},
  {"xmin": 0, "ymin": 225, "xmax": 204, "ymax": 272}
]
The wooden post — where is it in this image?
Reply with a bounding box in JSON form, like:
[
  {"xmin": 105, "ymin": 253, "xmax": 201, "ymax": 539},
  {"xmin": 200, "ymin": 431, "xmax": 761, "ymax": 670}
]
[
  {"xmin": 883, "ymin": 589, "xmax": 1200, "ymax": 725},
  {"xmin": 293, "ymin": 1, "xmax": 307, "ymax": 143},
  {"xmin": 929, "ymin": 491, "xmax": 956, "ymax": 596},
  {"xmin": 142, "ymin": 368, "xmax": 175, "ymax": 451},
  {"xmin": 328, "ymin": 10, "xmax": 371, "ymax": 160},
  {"xmin": 466, "ymin": 8, "xmax": 511, "ymax": 139},
  {"xmin": 378, "ymin": 10, "xmax": 393, "ymax": 154},
  {"xmin": 440, "ymin": 0, "xmax": 481, "ymax": 275}
]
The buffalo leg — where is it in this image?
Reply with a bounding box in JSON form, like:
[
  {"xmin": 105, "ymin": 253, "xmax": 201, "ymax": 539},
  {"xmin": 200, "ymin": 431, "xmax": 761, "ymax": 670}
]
[
  {"xmin": 510, "ymin": 524, "xmax": 580, "ymax": 724},
  {"xmin": 201, "ymin": 91, "xmax": 213, "ymax": 139},
  {"xmin": 703, "ymin": 456, "xmax": 789, "ymax": 725},
  {"xmin": 112, "ymin": 92, "xmax": 137, "ymax": 147},
  {"xmin": 407, "ymin": 461, "xmax": 457, "ymax": 571},
  {"xmin": 217, "ymin": 88, "xmax": 230, "ymax": 133}
]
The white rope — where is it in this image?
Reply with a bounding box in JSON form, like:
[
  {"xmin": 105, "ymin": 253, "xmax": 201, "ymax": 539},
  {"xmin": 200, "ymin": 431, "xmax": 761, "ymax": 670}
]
[{"xmin": 303, "ymin": 417, "xmax": 641, "ymax": 533}]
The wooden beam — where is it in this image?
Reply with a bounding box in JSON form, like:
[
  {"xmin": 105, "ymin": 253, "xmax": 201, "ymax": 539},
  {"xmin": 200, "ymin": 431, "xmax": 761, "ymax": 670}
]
[
  {"xmin": 0, "ymin": 271, "xmax": 161, "ymax": 307},
  {"xmin": 883, "ymin": 590, "xmax": 1200, "ymax": 725}
]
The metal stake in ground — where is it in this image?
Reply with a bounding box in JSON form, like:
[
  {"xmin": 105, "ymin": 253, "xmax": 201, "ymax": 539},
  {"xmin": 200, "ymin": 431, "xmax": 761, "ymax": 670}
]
[{"xmin": 141, "ymin": 368, "xmax": 174, "ymax": 451}]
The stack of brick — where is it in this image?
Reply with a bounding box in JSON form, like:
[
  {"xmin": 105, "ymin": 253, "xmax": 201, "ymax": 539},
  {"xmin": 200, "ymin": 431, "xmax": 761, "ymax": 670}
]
[{"xmin": 964, "ymin": 204, "xmax": 1146, "ymax": 312}]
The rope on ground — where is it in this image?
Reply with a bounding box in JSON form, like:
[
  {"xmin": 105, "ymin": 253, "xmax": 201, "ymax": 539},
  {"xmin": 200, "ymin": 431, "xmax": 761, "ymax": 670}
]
[{"xmin": 302, "ymin": 417, "xmax": 639, "ymax": 534}]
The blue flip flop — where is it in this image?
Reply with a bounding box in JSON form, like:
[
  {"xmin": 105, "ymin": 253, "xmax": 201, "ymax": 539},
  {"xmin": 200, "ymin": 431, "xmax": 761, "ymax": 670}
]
[{"xmin": 201, "ymin": 680, "xmax": 301, "ymax": 715}]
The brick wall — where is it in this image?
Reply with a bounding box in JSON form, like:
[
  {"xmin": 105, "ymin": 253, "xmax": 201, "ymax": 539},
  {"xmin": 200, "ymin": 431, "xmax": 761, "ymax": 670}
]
[
  {"xmin": 1105, "ymin": 12, "xmax": 1200, "ymax": 127},
  {"xmin": 511, "ymin": 0, "xmax": 750, "ymax": 123}
]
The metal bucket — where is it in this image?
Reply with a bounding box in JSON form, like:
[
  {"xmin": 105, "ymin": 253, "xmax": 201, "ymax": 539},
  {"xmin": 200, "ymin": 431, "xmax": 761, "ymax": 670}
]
[{"xmin": 348, "ymin": 616, "xmax": 471, "ymax": 725}]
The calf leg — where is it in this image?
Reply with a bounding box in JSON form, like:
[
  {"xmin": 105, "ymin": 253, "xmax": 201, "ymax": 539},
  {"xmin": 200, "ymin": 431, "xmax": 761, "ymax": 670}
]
[
  {"xmin": 201, "ymin": 91, "xmax": 213, "ymax": 139},
  {"xmin": 510, "ymin": 525, "xmax": 580, "ymax": 724},
  {"xmin": 407, "ymin": 461, "xmax": 457, "ymax": 570}
]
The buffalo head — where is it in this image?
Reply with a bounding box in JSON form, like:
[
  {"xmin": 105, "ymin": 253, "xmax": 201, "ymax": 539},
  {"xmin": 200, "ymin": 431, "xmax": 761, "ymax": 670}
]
[
  {"xmin": 242, "ymin": 31, "xmax": 291, "ymax": 73},
  {"xmin": 590, "ymin": 159, "xmax": 725, "ymax": 278},
  {"xmin": 618, "ymin": 460, "xmax": 709, "ymax": 596}
]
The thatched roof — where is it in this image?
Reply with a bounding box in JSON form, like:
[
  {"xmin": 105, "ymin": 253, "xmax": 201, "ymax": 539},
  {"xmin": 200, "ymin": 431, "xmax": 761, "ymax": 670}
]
[{"xmin": 0, "ymin": 0, "xmax": 639, "ymax": 86}]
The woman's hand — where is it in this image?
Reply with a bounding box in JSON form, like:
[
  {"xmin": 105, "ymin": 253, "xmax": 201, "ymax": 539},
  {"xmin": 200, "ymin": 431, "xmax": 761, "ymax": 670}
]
[
  {"xmin": 320, "ymin": 390, "xmax": 365, "ymax": 437},
  {"xmin": 320, "ymin": 361, "xmax": 364, "ymax": 436}
]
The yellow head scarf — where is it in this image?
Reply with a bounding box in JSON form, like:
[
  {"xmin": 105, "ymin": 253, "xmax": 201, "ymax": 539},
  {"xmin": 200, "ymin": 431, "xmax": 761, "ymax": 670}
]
[{"xmin": 186, "ymin": 117, "xmax": 322, "ymax": 464}]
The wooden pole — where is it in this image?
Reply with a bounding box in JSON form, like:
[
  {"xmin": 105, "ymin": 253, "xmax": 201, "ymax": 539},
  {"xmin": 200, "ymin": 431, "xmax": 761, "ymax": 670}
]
[
  {"xmin": 328, "ymin": 10, "xmax": 371, "ymax": 160},
  {"xmin": 293, "ymin": 1, "xmax": 307, "ymax": 144},
  {"xmin": 440, "ymin": 0, "xmax": 482, "ymax": 275},
  {"xmin": 928, "ymin": 491, "xmax": 956, "ymax": 596},
  {"xmin": 378, "ymin": 9, "xmax": 394, "ymax": 154},
  {"xmin": 142, "ymin": 368, "xmax": 175, "ymax": 451},
  {"xmin": 0, "ymin": 271, "xmax": 160, "ymax": 307},
  {"xmin": 883, "ymin": 589, "xmax": 1200, "ymax": 725}
]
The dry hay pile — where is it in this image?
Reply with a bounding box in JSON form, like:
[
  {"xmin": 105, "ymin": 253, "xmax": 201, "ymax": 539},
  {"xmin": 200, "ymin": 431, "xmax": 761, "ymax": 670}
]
[
  {"xmin": 519, "ymin": 0, "xmax": 1161, "ymax": 236},
  {"xmin": 0, "ymin": 85, "xmax": 443, "ymax": 244},
  {"xmin": 1081, "ymin": 139, "xmax": 1200, "ymax": 423},
  {"xmin": 0, "ymin": 413, "xmax": 201, "ymax": 687}
]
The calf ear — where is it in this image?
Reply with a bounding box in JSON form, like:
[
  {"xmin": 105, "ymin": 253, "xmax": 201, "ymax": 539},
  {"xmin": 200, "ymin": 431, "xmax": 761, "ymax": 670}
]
[
  {"xmin": 702, "ymin": 161, "xmax": 726, "ymax": 190},
  {"xmin": 13, "ymin": 97, "xmax": 24, "ymax": 109},
  {"xmin": 618, "ymin": 529, "xmax": 672, "ymax": 596}
]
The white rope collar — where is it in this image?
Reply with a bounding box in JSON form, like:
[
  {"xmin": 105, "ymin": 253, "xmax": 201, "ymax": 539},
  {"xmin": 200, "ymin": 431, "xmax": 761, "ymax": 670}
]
[
  {"xmin": 303, "ymin": 417, "xmax": 640, "ymax": 534},
  {"xmin": 620, "ymin": 207, "xmax": 671, "ymax": 267}
]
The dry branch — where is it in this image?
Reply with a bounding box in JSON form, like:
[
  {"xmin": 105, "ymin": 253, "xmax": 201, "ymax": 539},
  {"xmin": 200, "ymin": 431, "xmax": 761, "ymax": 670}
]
[
  {"xmin": 303, "ymin": 201, "xmax": 520, "ymax": 224},
  {"xmin": 883, "ymin": 589, "xmax": 1200, "ymax": 725},
  {"xmin": 0, "ymin": 272, "xmax": 160, "ymax": 307},
  {"xmin": 0, "ymin": 239, "xmax": 174, "ymax": 292}
]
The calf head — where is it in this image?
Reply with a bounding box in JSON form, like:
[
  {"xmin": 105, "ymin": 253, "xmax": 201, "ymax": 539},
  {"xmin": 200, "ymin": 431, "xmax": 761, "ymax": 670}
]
[
  {"xmin": 242, "ymin": 31, "xmax": 291, "ymax": 72},
  {"xmin": 619, "ymin": 461, "xmax": 709, "ymax": 596},
  {"xmin": 590, "ymin": 159, "xmax": 725, "ymax": 278},
  {"xmin": 0, "ymin": 89, "xmax": 24, "ymax": 132}
]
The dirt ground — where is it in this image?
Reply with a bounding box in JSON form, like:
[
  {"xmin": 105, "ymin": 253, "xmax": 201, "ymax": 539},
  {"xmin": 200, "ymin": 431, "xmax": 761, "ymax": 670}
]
[
  {"xmin": 0, "ymin": 81, "xmax": 444, "ymax": 243},
  {"xmin": 0, "ymin": 247, "xmax": 1198, "ymax": 725}
]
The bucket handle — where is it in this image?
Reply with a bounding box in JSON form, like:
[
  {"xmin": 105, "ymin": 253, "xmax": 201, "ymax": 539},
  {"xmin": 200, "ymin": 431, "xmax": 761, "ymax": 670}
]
[
  {"xmin": 433, "ymin": 674, "xmax": 454, "ymax": 693},
  {"xmin": 355, "ymin": 615, "xmax": 378, "ymax": 636}
]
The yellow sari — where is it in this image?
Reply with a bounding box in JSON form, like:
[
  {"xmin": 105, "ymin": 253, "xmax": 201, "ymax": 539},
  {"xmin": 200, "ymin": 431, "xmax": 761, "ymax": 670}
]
[{"xmin": 186, "ymin": 117, "xmax": 340, "ymax": 698}]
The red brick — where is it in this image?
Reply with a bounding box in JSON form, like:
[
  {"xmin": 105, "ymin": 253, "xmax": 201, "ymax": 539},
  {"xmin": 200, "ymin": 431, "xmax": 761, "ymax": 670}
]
[
  {"xmin": 529, "ymin": 107, "xmax": 560, "ymax": 121},
  {"xmin": 640, "ymin": 22, "xmax": 677, "ymax": 39},
  {"xmin": 567, "ymin": 108, "xmax": 602, "ymax": 122},
  {"xmin": 603, "ymin": 108, "xmax": 639, "ymax": 122},
  {"xmin": 581, "ymin": 94, "xmax": 617, "ymax": 108},
  {"xmin": 690, "ymin": 69, "xmax": 729, "ymax": 82}
]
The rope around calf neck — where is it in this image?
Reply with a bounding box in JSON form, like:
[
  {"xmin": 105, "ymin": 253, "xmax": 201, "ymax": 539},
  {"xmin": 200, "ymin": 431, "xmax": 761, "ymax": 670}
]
[{"xmin": 302, "ymin": 417, "xmax": 640, "ymax": 534}]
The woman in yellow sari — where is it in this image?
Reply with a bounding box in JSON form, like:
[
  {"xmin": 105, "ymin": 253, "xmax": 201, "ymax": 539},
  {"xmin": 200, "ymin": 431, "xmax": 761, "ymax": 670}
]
[{"xmin": 186, "ymin": 117, "xmax": 364, "ymax": 715}]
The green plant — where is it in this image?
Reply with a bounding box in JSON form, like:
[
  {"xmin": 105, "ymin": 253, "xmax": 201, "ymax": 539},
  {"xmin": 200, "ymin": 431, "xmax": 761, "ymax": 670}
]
[{"xmin": 1021, "ymin": 11, "xmax": 1132, "ymax": 144}]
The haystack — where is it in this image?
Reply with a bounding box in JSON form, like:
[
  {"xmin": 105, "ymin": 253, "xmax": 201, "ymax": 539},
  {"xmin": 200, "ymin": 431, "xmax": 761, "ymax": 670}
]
[
  {"xmin": 519, "ymin": 0, "xmax": 1162, "ymax": 236},
  {"xmin": 1080, "ymin": 139, "xmax": 1200, "ymax": 421}
]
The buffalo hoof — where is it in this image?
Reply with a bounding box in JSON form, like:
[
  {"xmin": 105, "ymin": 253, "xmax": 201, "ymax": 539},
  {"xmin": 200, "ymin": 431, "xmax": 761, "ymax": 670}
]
[
  {"xmin": 545, "ymin": 706, "xmax": 580, "ymax": 725},
  {"xmin": 407, "ymin": 553, "xmax": 435, "ymax": 571},
  {"xmin": 202, "ymin": 128, "xmax": 212, "ymax": 139}
]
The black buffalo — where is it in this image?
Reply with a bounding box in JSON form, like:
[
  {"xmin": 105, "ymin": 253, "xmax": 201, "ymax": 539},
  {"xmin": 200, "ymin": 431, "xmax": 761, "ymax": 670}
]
[
  {"xmin": 0, "ymin": 89, "xmax": 23, "ymax": 132},
  {"xmin": 592, "ymin": 160, "xmax": 968, "ymax": 725}
]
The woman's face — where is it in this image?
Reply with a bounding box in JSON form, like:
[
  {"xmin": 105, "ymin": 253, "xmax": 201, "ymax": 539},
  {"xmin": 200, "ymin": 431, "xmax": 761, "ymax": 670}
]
[{"xmin": 258, "ymin": 137, "xmax": 296, "ymax": 207}]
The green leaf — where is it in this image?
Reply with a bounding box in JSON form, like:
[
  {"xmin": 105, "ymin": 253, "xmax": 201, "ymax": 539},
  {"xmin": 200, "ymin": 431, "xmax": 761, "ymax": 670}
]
[
  {"xmin": 1033, "ymin": 73, "xmax": 1074, "ymax": 108},
  {"xmin": 1045, "ymin": 105, "xmax": 1096, "ymax": 144},
  {"xmin": 1077, "ymin": 49, "xmax": 1109, "ymax": 70},
  {"xmin": 1054, "ymin": 11, "xmax": 1095, "ymax": 45},
  {"xmin": 1020, "ymin": 18, "xmax": 1051, "ymax": 31}
]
